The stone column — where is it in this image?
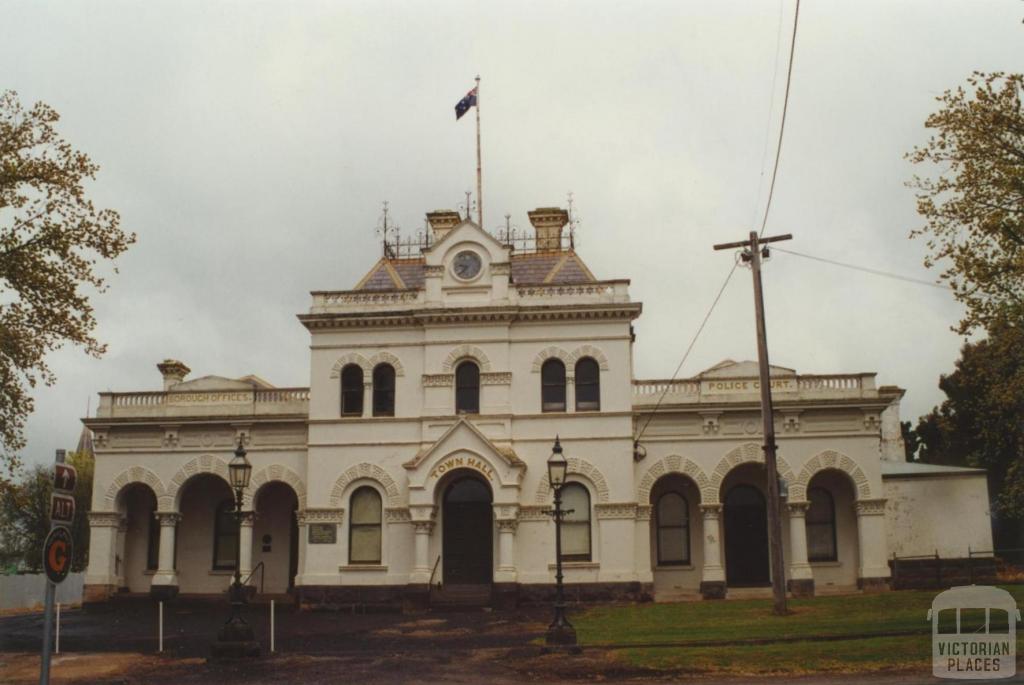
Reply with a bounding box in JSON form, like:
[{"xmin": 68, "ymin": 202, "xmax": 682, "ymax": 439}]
[
  {"xmin": 83, "ymin": 512, "xmax": 122, "ymax": 603},
  {"xmin": 238, "ymin": 510, "xmax": 255, "ymax": 580},
  {"xmin": 635, "ymin": 505, "xmax": 654, "ymax": 585},
  {"xmin": 699, "ymin": 504, "xmax": 726, "ymax": 599},
  {"xmin": 363, "ymin": 381, "xmax": 373, "ymax": 417},
  {"xmin": 493, "ymin": 509, "xmax": 520, "ymax": 606},
  {"xmin": 566, "ymin": 374, "xmax": 576, "ymax": 412},
  {"xmin": 496, "ymin": 521, "xmax": 517, "ymax": 575},
  {"xmin": 786, "ymin": 501, "xmax": 815, "ymax": 597},
  {"xmin": 855, "ymin": 498, "xmax": 891, "ymax": 592},
  {"xmin": 150, "ymin": 512, "xmax": 181, "ymax": 600},
  {"xmin": 411, "ymin": 521, "xmax": 435, "ymax": 583},
  {"xmin": 294, "ymin": 510, "xmax": 309, "ymax": 586}
]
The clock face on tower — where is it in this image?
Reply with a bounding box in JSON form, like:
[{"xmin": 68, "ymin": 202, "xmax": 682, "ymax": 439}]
[{"xmin": 452, "ymin": 250, "xmax": 483, "ymax": 280}]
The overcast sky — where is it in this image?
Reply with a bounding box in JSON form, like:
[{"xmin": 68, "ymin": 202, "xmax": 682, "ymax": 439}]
[{"xmin": 4, "ymin": 1, "xmax": 1023, "ymax": 467}]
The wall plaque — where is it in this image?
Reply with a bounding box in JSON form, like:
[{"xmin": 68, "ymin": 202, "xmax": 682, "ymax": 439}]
[{"xmin": 308, "ymin": 523, "xmax": 337, "ymax": 544}]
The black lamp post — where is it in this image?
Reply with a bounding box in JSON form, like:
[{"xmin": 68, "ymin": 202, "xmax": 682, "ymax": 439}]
[
  {"xmin": 545, "ymin": 436, "xmax": 578, "ymax": 650},
  {"xmin": 211, "ymin": 436, "xmax": 259, "ymax": 659}
]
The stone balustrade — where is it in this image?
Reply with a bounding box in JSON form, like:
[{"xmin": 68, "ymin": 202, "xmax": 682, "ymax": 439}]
[
  {"xmin": 633, "ymin": 373, "xmax": 877, "ymax": 406},
  {"xmin": 97, "ymin": 387, "xmax": 310, "ymax": 419}
]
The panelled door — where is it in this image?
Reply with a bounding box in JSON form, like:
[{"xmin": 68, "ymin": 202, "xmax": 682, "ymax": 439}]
[
  {"xmin": 724, "ymin": 484, "xmax": 771, "ymax": 586},
  {"xmin": 442, "ymin": 476, "xmax": 493, "ymax": 585}
]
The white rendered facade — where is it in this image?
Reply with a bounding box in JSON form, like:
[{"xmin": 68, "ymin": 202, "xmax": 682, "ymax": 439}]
[{"xmin": 83, "ymin": 208, "xmax": 992, "ymax": 606}]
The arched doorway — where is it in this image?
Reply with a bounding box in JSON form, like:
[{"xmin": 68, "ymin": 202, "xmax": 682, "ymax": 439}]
[
  {"xmin": 442, "ymin": 474, "xmax": 493, "ymax": 585},
  {"xmin": 176, "ymin": 473, "xmax": 235, "ymax": 594},
  {"xmin": 117, "ymin": 483, "xmax": 159, "ymax": 593},
  {"xmin": 253, "ymin": 481, "xmax": 299, "ymax": 593},
  {"xmin": 724, "ymin": 484, "xmax": 770, "ymax": 586}
]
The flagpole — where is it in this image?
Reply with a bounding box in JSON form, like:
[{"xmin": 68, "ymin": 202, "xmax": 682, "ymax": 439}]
[{"xmin": 475, "ymin": 75, "xmax": 482, "ymax": 228}]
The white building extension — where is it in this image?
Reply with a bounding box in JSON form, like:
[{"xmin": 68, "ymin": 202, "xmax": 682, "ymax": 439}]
[{"xmin": 83, "ymin": 207, "xmax": 992, "ymax": 608}]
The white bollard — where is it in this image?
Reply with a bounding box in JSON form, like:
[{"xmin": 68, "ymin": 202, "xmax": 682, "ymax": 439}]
[
  {"xmin": 270, "ymin": 599, "xmax": 275, "ymax": 653},
  {"xmin": 159, "ymin": 601, "xmax": 164, "ymax": 653},
  {"xmin": 56, "ymin": 602, "xmax": 61, "ymax": 655}
]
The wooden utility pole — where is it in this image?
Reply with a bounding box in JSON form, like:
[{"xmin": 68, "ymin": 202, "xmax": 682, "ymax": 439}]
[{"xmin": 714, "ymin": 230, "xmax": 792, "ymax": 616}]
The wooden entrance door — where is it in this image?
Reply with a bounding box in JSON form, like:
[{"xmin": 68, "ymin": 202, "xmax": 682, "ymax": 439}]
[
  {"xmin": 724, "ymin": 484, "xmax": 770, "ymax": 586},
  {"xmin": 442, "ymin": 476, "xmax": 493, "ymax": 585}
]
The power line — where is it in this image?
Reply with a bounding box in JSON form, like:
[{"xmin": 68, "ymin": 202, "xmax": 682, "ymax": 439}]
[
  {"xmin": 634, "ymin": 261, "xmax": 739, "ymax": 445},
  {"xmin": 771, "ymin": 246, "xmax": 952, "ymax": 290},
  {"xmin": 749, "ymin": 0, "xmax": 787, "ymax": 230},
  {"xmin": 758, "ymin": 0, "xmax": 801, "ymax": 238}
]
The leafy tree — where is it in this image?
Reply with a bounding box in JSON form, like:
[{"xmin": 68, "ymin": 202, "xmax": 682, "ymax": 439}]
[
  {"xmin": 913, "ymin": 318, "xmax": 1024, "ymax": 546},
  {"xmin": 0, "ymin": 448, "xmax": 93, "ymax": 572},
  {"xmin": 0, "ymin": 465, "xmax": 51, "ymax": 571},
  {"xmin": 900, "ymin": 420, "xmax": 921, "ymax": 461},
  {"xmin": 0, "ymin": 90, "xmax": 135, "ymax": 478},
  {"xmin": 906, "ymin": 72, "xmax": 1024, "ymax": 334}
]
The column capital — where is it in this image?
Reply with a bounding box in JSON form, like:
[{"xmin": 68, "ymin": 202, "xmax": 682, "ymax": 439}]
[
  {"xmin": 239, "ymin": 510, "xmax": 256, "ymax": 526},
  {"xmin": 497, "ymin": 519, "xmax": 518, "ymax": 533},
  {"xmin": 699, "ymin": 503, "xmax": 723, "ymax": 518},
  {"xmin": 413, "ymin": 520, "xmax": 435, "ymax": 534},
  {"xmin": 787, "ymin": 501, "xmax": 810, "ymax": 515},
  {"xmin": 155, "ymin": 511, "xmax": 182, "ymax": 526},
  {"xmin": 409, "ymin": 504, "xmax": 437, "ymax": 523}
]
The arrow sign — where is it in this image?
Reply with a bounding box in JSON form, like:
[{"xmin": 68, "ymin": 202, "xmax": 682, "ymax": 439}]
[
  {"xmin": 53, "ymin": 463, "xmax": 77, "ymax": 493},
  {"xmin": 43, "ymin": 526, "xmax": 73, "ymax": 584},
  {"xmin": 50, "ymin": 493, "xmax": 75, "ymax": 525}
]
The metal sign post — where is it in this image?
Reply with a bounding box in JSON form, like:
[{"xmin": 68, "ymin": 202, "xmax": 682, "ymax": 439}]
[{"xmin": 40, "ymin": 449, "xmax": 74, "ymax": 685}]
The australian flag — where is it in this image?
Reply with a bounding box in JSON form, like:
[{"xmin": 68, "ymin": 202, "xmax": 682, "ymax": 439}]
[{"xmin": 454, "ymin": 87, "xmax": 477, "ymax": 120}]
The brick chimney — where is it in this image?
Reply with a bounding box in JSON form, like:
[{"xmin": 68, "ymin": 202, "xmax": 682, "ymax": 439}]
[
  {"xmin": 157, "ymin": 359, "xmax": 190, "ymax": 390},
  {"xmin": 527, "ymin": 207, "xmax": 569, "ymax": 252},
  {"xmin": 426, "ymin": 210, "xmax": 463, "ymax": 243}
]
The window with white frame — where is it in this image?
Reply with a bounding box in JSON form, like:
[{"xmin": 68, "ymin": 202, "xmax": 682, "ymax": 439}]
[
  {"xmin": 656, "ymin": 491, "xmax": 690, "ymax": 565},
  {"xmin": 560, "ymin": 483, "xmax": 592, "ymax": 561},
  {"xmin": 806, "ymin": 487, "xmax": 837, "ymax": 562},
  {"xmin": 349, "ymin": 486, "xmax": 382, "ymax": 564}
]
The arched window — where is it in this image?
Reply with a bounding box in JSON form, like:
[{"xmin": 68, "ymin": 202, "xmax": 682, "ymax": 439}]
[
  {"xmin": 340, "ymin": 364, "xmax": 364, "ymax": 416},
  {"xmin": 541, "ymin": 359, "xmax": 566, "ymax": 412},
  {"xmin": 455, "ymin": 360, "xmax": 480, "ymax": 414},
  {"xmin": 349, "ymin": 487, "xmax": 383, "ymax": 564},
  {"xmin": 560, "ymin": 483, "xmax": 591, "ymax": 562},
  {"xmin": 372, "ymin": 363, "xmax": 396, "ymax": 417},
  {"xmin": 575, "ymin": 357, "xmax": 600, "ymax": 411},
  {"xmin": 806, "ymin": 487, "xmax": 837, "ymax": 562},
  {"xmin": 656, "ymin": 492, "xmax": 690, "ymax": 565},
  {"xmin": 213, "ymin": 499, "xmax": 239, "ymax": 570}
]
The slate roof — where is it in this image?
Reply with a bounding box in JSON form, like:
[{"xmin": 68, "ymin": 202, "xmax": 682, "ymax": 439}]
[{"xmin": 354, "ymin": 251, "xmax": 597, "ymax": 291}]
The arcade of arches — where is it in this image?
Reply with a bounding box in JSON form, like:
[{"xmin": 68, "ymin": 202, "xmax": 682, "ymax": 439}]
[{"xmin": 110, "ymin": 474, "xmax": 300, "ymax": 599}]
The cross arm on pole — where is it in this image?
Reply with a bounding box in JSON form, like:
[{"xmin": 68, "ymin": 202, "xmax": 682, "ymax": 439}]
[{"xmin": 713, "ymin": 233, "xmax": 793, "ymax": 251}]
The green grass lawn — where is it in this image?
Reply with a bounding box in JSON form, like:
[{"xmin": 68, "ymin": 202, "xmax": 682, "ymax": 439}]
[{"xmin": 570, "ymin": 586, "xmax": 1024, "ymax": 675}]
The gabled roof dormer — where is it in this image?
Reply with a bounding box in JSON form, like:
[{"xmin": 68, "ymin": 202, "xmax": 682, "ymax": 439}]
[{"xmin": 420, "ymin": 214, "xmax": 512, "ymax": 304}]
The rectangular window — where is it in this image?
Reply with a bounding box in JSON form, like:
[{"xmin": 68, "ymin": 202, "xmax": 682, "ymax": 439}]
[
  {"xmin": 562, "ymin": 521, "xmax": 591, "ymax": 560},
  {"xmin": 806, "ymin": 523, "xmax": 836, "ymax": 562},
  {"xmin": 349, "ymin": 526, "xmax": 382, "ymax": 564}
]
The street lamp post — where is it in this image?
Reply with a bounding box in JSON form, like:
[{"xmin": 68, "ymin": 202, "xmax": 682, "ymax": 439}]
[
  {"xmin": 545, "ymin": 436, "xmax": 579, "ymax": 651},
  {"xmin": 211, "ymin": 437, "xmax": 260, "ymax": 659}
]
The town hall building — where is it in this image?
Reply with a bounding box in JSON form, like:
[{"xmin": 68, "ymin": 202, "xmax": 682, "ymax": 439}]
[{"xmin": 82, "ymin": 207, "xmax": 993, "ymax": 608}]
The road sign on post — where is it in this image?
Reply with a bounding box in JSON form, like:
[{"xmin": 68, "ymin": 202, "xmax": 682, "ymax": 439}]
[
  {"xmin": 49, "ymin": 493, "xmax": 75, "ymax": 525},
  {"xmin": 53, "ymin": 464, "xmax": 77, "ymax": 493},
  {"xmin": 42, "ymin": 527, "xmax": 73, "ymax": 585},
  {"xmin": 40, "ymin": 448, "xmax": 67, "ymax": 685}
]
